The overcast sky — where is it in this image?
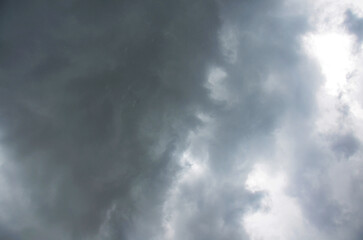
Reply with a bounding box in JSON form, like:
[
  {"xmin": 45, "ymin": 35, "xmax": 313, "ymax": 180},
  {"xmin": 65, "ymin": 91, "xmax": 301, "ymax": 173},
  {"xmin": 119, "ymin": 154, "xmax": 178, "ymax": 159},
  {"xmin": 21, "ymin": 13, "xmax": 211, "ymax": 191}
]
[{"xmin": 1, "ymin": 0, "xmax": 363, "ymax": 240}]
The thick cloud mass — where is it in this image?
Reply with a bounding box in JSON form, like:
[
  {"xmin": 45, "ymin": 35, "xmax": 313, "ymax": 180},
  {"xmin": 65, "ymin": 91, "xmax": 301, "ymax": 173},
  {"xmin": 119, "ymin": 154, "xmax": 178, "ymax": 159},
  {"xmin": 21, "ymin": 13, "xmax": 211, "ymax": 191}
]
[
  {"xmin": 0, "ymin": 1, "xmax": 221, "ymax": 239},
  {"xmin": 1, "ymin": 0, "xmax": 363, "ymax": 240}
]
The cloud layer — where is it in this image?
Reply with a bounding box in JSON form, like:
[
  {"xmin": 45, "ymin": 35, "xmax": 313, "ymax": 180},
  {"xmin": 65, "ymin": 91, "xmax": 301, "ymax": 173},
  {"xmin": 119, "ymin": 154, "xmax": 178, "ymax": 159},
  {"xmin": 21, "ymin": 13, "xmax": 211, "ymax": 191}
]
[{"xmin": 0, "ymin": 0, "xmax": 363, "ymax": 240}]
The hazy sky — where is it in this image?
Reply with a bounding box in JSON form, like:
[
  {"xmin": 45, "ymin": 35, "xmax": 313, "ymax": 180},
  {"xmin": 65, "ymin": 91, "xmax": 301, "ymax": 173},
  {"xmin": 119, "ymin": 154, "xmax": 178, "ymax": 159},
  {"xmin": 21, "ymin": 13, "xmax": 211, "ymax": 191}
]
[{"xmin": 1, "ymin": 1, "xmax": 363, "ymax": 240}]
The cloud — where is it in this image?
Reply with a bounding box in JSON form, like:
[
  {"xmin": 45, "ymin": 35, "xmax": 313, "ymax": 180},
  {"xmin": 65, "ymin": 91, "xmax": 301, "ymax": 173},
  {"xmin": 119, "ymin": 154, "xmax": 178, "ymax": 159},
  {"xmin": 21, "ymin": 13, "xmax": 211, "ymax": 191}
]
[
  {"xmin": 1, "ymin": 0, "xmax": 363, "ymax": 240},
  {"xmin": 0, "ymin": 0, "xmax": 222, "ymax": 239},
  {"xmin": 345, "ymin": 9, "xmax": 363, "ymax": 43},
  {"xmin": 331, "ymin": 132, "xmax": 360, "ymax": 158}
]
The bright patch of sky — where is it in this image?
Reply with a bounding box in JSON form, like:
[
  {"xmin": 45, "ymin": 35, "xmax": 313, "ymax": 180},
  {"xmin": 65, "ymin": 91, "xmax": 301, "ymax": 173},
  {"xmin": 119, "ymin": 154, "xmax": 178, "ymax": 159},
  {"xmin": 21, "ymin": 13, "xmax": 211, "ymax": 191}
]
[{"xmin": 242, "ymin": 0, "xmax": 363, "ymax": 239}]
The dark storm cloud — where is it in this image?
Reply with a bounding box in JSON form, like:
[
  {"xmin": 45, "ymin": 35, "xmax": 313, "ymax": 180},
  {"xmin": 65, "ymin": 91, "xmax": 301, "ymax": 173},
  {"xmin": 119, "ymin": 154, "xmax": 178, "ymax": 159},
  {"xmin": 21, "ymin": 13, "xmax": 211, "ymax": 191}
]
[
  {"xmin": 0, "ymin": 224, "xmax": 21, "ymax": 240},
  {"xmin": 0, "ymin": 0, "xmax": 221, "ymax": 239},
  {"xmin": 0, "ymin": 0, "xmax": 319, "ymax": 239},
  {"xmin": 2, "ymin": 0, "xmax": 362, "ymax": 240},
  {"xmin": 345, "ymin": 9, "xmax": 363, "ymax": 43}
]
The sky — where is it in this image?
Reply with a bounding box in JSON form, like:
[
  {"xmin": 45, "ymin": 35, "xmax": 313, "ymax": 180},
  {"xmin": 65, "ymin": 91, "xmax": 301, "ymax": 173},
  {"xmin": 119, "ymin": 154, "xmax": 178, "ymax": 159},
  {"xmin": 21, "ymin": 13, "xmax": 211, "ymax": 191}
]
[{"xmin": 0, "ymin": 0, "xmax": 363, "ymax": 240}]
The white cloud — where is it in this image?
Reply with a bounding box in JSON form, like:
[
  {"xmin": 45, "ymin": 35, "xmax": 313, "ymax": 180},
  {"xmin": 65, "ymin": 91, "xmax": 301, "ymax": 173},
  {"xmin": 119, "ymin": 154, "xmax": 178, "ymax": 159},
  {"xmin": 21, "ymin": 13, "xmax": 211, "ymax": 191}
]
[{"xmin": 244, "ymin": 163, "xmax": 322, "ymax": 240}]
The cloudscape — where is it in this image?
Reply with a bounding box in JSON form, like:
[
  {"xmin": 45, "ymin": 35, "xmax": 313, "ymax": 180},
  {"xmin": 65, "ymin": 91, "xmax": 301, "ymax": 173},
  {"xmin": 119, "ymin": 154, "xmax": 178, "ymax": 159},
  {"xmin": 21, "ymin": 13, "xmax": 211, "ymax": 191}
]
[{"xmin": 1, "ymin": 0, "xmax": 363, "ymax": 239}]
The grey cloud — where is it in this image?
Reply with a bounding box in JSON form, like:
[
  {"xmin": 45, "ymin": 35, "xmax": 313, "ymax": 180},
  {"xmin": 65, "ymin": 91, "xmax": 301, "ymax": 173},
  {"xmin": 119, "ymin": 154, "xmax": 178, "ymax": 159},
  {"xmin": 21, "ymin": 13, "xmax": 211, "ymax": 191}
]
[
  {"xmin": 0, "ymin": 0, "xmax": 221, "ymax": 239},
  {"xmin": 1, "ymin": 0, "xmax": 362, "ymax": 240},
  {"xmin": 0, "ymin": 0, "xmax": 316, "ymax": 239},
  {"xmin": 157, "ymin": 1, "xmax": 322, "ymax": 240},
  {"xmin": 345, "ymin": 9, "xmax": 363, "ymax": 43},
  {"xmin": 0, "ymin": 224, "xmax": 22, "ymax": 240},
  {"xmin": 283, "ymin": 106, "xmax": 363, "ymax": 239},
  {"xmin": 331, "ymin": 133, "xmax": 360, "ymax": 158},
  {"xmin": 292, "ymin": 145, "xmax": 363, "ymax": 240}
]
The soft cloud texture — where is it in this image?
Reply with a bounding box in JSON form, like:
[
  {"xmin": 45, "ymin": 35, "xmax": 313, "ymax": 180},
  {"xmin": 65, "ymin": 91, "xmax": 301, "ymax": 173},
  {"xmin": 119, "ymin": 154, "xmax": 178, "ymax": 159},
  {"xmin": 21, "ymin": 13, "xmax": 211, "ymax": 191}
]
[
  {"xmin": 345, "ymin": 9, "xmax": 363, "ymax": 43},
  {"xmin": 0, "ymin": 0, "xmax": 363, "ymax": 240}
]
